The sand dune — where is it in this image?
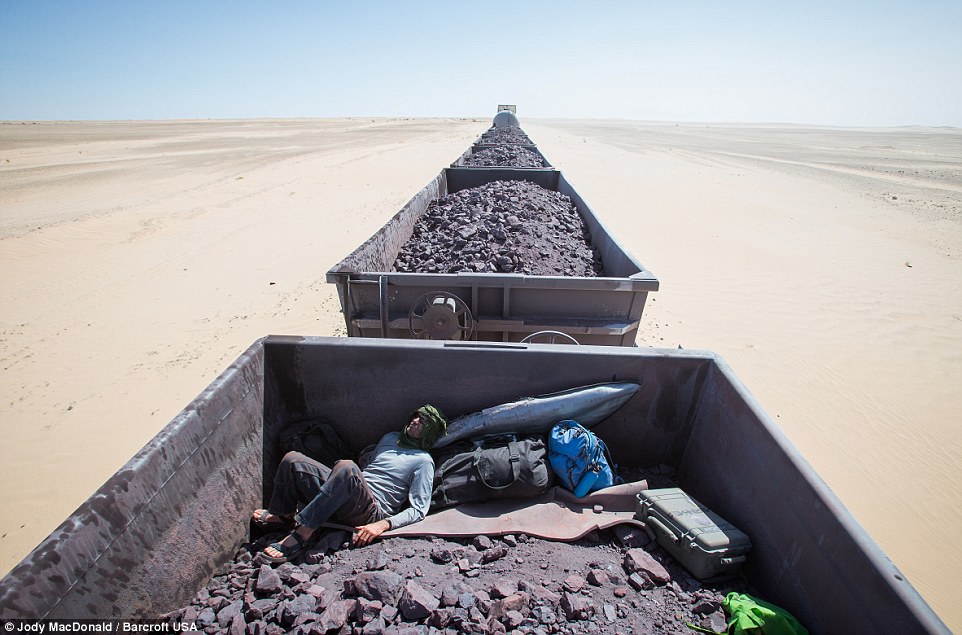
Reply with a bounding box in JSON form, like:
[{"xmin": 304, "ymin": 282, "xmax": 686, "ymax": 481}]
[{"xmin": 1, "ymin": 118, "xmax": 959, "ymax": 629}]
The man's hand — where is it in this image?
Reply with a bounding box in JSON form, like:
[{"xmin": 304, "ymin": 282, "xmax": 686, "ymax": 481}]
[{"xmin": 352, "ymin": 519, "xmax": 390, "ymax": 547}]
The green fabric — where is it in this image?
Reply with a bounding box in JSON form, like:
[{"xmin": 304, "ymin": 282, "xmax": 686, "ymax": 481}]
[
  {"xmin": 723, "ymin": 592, "xmax": 808, "ymax": 635},
  {"xmin": 398, "ymin": 404, "xmax": 448, "ymax": 451}
]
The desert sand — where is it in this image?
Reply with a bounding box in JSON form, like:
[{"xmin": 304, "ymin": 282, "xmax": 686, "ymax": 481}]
[{"xmin": 1, "ymin": 118, "xmax": 959, "ymax": 629}]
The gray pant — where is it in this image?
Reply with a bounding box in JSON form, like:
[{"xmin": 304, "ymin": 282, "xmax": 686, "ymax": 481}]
[{"xmin": 267, "ymin": 451, "xmax": 385, "ymax": 529}]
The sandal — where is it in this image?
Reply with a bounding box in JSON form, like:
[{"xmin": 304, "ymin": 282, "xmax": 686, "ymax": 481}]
[
  {"xmin": 258, "ymin": 529, "xmax": 312, "ymax": 564},
  {"xmin": 251, "ymin": 509, "xmax": 294, "ymax": 530}
]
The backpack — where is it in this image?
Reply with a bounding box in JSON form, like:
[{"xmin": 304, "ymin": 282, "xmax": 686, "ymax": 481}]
[
  {"xmin": 431, "ymin": 433, "xmax": 553, "ymax": 510},
  {"xmin": 548, "ymin": 420, "xmax": 618, "ymax": 496},
  {"xmin": 279, "ymin": 419, "xmax": 353, "ymax": 467}
]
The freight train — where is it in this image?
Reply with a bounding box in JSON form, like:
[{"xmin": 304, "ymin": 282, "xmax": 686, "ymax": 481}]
[{"xmin": 0, "ymin": 112, "xmax": 950, "ymax": 634}]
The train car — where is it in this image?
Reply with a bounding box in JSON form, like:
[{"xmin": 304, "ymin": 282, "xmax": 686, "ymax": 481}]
[
  {"xmin": 325, "ymin": 165, "xmax": 658, "ymax": 346},
  {"xmin": 0, "ymin": 337, "xmax": 949, "ymax": 634}
]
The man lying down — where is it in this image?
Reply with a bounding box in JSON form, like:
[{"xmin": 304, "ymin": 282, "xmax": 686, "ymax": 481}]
[
  {"xmin": 251, "ymin": 405, "xmax": 448, "ymax": 564},
  {"xmin": 249, "ymin": 382, "xmax": 639, "ymax": 562}
]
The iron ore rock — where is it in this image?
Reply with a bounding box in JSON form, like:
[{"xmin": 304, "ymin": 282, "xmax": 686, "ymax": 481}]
[
  {"xmin": 462, "ymin": 145, "xmax": 544, "ymax": 168},
  {"xmin": 479, "ymin": 125, "xmax": 533, "ymax": 145},
  {"xmin": 392, "ymin": 180, "xmax": 603, "ymax": 277},
  {"xmin": 162, "ymin": 467, "xmax": 759, "ymax": 634}
]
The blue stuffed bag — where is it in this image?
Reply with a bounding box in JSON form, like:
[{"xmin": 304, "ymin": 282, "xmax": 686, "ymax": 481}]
[{"xmin": 548, "ymin": 420, "xmax": 618, "ymax": 496}]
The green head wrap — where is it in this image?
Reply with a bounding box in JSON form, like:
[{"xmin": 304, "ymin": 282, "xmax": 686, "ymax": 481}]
[{"xmin": 399, "ymin": 404, "xmax": 447, "ymax": 450}]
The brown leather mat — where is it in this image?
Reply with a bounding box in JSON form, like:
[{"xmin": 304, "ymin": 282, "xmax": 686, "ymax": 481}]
[{"xmin": 385, "ymin": 480, "xmax": 649, "ymax": 541}]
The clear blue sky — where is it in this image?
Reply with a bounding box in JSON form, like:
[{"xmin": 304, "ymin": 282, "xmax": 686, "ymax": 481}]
[{"xmin": 1, "ymin": 0, "xmax": 960, "ymax": 126}]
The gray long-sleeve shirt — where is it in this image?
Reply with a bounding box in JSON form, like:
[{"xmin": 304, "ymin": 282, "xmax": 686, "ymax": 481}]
[{"xmin": 362, "ymin": 432, "xmax": 434, "ymax": 530}]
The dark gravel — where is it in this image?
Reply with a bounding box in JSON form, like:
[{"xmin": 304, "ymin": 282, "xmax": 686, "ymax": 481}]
[
  {"xmin": 462, "ymin": 146, "xmax": 545, "ymax": 168},
  {"xmin": 392, "ymin": 180, "xmax": 603, "ymax": 277},
  {"xmin": 161, "ymin": 468, "xmax": 757, "ymax": 634},
  {"xmin": 479, "ymin": 126, "xmax": 533, "ymax": 146}
]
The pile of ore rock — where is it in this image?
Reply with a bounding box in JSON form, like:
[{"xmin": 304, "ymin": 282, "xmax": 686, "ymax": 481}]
[
  {"xmin": 479, "ymin": 126, "xmax": 533, "ymax": 145},
  {"xmin": 161, "ymin": 468, "xmax": 755, "ymax": 634},
  {"xmin": 161, "ymin": 527, "xmax": 744, "ymax": 635},
  {"xmin": 462, "ymin": 146, "xmax": 545, "ymax": 168},
  {"xmin": 392, "ymin": 180, "xmax": 603, "ymax": 277}
]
